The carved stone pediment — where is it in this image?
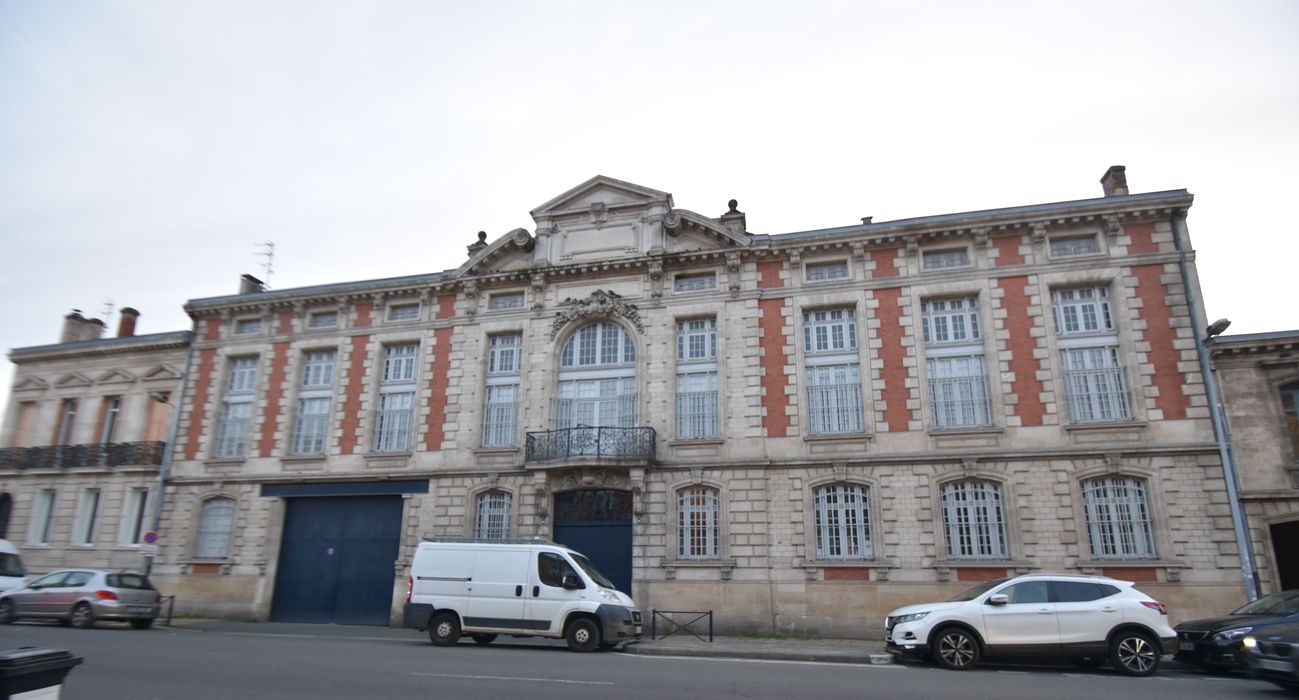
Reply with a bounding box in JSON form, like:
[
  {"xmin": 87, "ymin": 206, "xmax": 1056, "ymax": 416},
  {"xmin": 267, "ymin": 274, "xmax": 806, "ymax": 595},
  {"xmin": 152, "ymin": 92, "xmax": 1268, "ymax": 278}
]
[{"xmin": 550, "ymin": 289, "xmax": 644, "ymax": 339}]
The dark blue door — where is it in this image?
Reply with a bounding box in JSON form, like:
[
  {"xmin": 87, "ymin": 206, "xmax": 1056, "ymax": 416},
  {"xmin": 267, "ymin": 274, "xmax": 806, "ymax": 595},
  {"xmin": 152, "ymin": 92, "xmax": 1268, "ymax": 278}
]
[
  {"xmin": 551, "ymin": 490, "xmax": 633, "ymax": 594},
  {"xmin": 270, "ymin": 496, "xmax": 402, "ymax": 625}
]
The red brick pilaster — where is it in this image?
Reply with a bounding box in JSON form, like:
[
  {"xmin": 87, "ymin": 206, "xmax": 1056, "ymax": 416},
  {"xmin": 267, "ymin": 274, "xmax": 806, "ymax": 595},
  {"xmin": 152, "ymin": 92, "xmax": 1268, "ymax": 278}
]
[
  {"xmin": 869, "ymin": 248, "xmax": 901, "ymax": 278},
  {"xmin": 874, "ymin": 287, "xmax": 913, "ymax": 432},
  {"xmin": 354, "ymin": 302, "xmax": 373, "ymax": 328},
  {"xmin": 436, "ymin": 293, "xmax": 456, "ymax": 319},
  {"xmin": 275, "ymin": 309, "xmax": 294, "ymax": 335},
  {"xmin": 258, "ymin": 341, "xmax": 290, "ymax": 457},
  {"xmin": 425, "ymin": 328, "xmax": 454, "ymax": 451},
  {"xmin": 992, "ymin": 235, "xmax": 1025, "ymax": 266},
  {"xmin": 184, "ymin": 348, "xmax": 217, "ymax": 460},
  {"xmin": 757, "ymin": 260, "xmax": 783, "ymax": 289},
  {"xmin": 997, "ymin": 276, "xmax": 1046, "ymax": 427},
  {"xmin": 339, "ymin": 335, "xmax": 370, "ymax": 455},
  {"xmin": 1125, "ymin": 223, "xmax": 1158, "ymax": 254},
  {"xmin": 1132, "ymin": 264, "xmax": 1189, "ymax": 420},
  {"xmin": 203, "ymin": 317, "xmax": 222, "ymax": 341},
  {"xmin": 759, "ymin": 298, "xmax": 791, "ymax": 437}
]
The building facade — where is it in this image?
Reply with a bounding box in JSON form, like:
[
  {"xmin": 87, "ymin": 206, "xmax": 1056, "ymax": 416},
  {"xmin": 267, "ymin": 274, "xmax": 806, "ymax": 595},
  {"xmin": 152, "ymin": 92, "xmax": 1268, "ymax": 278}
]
[
  {"xmin": 137, "ymin": 168, "xmax": 1252, "ymax": 634},
  {"xmin": 0, "ymin": 309, "xmax": 189, "ymax": 575},
  {"xmin": 1209, "ymin": 330, "xmax": 1299, "ymax": 594}
]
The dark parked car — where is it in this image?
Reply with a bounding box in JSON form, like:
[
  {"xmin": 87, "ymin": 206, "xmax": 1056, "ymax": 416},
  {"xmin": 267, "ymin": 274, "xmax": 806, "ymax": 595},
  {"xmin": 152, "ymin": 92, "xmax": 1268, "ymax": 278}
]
[
  {"xmin": 1243, "ymin": 622, "xmax": 1299, "ymax": 691},
  {"xmin": 0, "ymin": 569, "xmax": 160, "ymax": 629},
  {"xmin": 1174, "ymin": 589, "xmax": 1299, "ymax": 671}
]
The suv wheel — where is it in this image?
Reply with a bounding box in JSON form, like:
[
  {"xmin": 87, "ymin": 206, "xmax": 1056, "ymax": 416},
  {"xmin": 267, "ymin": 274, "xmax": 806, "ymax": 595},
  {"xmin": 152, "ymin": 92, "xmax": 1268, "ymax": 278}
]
[
  {"xmin": 1109, "ymin": 630, "xmax": 1159, "ymax": 677},
  {"xmin": 933, "ymin": 627, "xmax": 980, "ymax": 670}
]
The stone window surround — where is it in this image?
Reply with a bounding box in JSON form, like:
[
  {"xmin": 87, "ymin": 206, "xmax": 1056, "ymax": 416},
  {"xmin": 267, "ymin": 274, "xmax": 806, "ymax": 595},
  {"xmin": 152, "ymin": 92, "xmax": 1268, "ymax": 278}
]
[
  {"xmin": 793, "ymin": 297, "xmax": 871, "ymax": 439},
  {"xmin": 665, "ymin": 478, "xmax": 730, "ymax": 573},
  {"xmin": 801, "ymin": 475, "xmax": 882, "ymax": 566},
  {"xmin": 928, "ymin": 466, "xmax": 1023, "ymax": 563}
]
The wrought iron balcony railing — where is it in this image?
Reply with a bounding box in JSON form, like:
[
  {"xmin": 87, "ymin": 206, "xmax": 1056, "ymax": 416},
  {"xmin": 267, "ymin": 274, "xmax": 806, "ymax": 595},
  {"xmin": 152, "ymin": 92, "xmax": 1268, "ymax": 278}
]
[
  {"xmin": 525, "ymin": 426, "xmax": 656, "ymax": 463},
  {"xmin": 0, "ymin": 442, "xmax": 166, "ymax": 470}
]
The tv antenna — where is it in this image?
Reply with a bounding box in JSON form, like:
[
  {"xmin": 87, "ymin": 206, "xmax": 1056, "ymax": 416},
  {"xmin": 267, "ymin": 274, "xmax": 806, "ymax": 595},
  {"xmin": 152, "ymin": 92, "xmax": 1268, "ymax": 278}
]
[
  {"xmin": 256, "ymin": 241, "xmax": 275, "ymax": 289},
  {"xmin": 100, "ymin": 299, "xmax": 115, "ymax": 323}
]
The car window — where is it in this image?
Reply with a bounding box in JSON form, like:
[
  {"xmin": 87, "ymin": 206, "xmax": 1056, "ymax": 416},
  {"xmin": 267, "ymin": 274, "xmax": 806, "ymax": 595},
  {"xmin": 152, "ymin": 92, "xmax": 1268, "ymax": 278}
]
[
  {"xmin": 28, "ymin": 572, "xmax": 68, "ymax": 588},
  {"xmin": 106, "ymin": 574, "xmax": 154, "ymax": 590},
  {"xmin": 537, "ymin": 552, "xmax": 576, "ymax": 588},
  {"xmin": 1053, "ymin": 581, "xmax": 1115, "ymax": 603},
  {"xmin": 0, "ymin": 553, "xmax": 24, "ymax": 578},
  {"xmin": 950, "ymin": 578, "xmax": 1010, "ymax": 602},
  {"xmin": 1233, "ymin": 590, "xmax": 1299, "ymax": 616},
  {"xmin": 61, "ymin": 572, "xmax": 93, "ymax": 587},
  {"xmin": 998, "ymin": 580, "xmax": 1049, "ymax": 604}
]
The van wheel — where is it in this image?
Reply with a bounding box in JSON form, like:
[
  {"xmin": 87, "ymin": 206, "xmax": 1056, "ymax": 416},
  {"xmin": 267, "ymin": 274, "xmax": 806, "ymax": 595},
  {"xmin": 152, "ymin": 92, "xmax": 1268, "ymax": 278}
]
[
  {"xmin": 565, "ymin": 618, "xmax": 601, "ymax": 652},
  {"xmin": 932, "ymin": 627, "xmax": 979, "ymax": 670},
  {"xmin": 0, "ymin": 599, "xmax": 13, "ymax": 624},
  {"xmin": 69, "ymin": 603, "xmax": 95, "ymax": 629},
  {"xmin": 471, "ymin": 634, "xmax": 497, "ymax": 646},
  {"xmin": 429, "ymin": 612, "xmax": 461, "ymax": 646},
  {"xmin": 1109, "ymin": 630, "xmax": 1159, "ymax": 676}
]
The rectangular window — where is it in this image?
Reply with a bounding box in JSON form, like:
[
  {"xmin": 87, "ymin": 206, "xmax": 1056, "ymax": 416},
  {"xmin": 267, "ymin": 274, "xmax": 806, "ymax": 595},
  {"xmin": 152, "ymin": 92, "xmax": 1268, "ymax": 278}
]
[
  {"xmin": 144, "ymin": 393, "xmax": 170, "ymax": 443},
  {"xmin": 300, "ymin": 350, "xmax": 336, "ymax": 388},
  {"xmin": 941, "ymin": 480, "xmax": 1008, "ymax": 559},
  {"xmin": 803, "ymin": 308, "xmax": 858, "ymax": 354},
  {"xmin": 234, "ymin": 318, "xmax": 262, "ymax": 335},
  {"xmin": 676, "ymin": 319, "xmax": 719, "ymax": 440},
  {"xmin": 120, "ymin": 488, "xmax": 150, "ymax": 545},
  {"xmin": 805, "ymin": 260, "xmax": 849, "ymax": 282},
  {"xmin": 674, "ymin": 272, "xmax": 717, "ymax": 293},
  {"xmin": 74, "ymin": 488, "xmax": 101, "ymax": 545},
  {"xmin": 1061, "ymin": 347, "xmax": 1131, "ymax": 422},
  {"xmin": 214, "ymin": 357, "xmax": 257, "ymax": 458},
  {"xmin": 923, "ymin": 248, "xmax": 971, "ymax": 270},
  {"xmin": 28, "ymin": 489, "xmax": 56, "ymax": 545},
  {"xmin": 483, "ymin": 334, "xmax": 521, "ymax": 448},
  {"xmin": 54, "ymin": 399, "xmax": 77, "ymax": 445},
  {"xmin": 96, "ymin": 396, "xmax": 122, "ymax": 444},
  {"xmin": 921, "ymin": 297, "xmax": 980, "ymax": 345},
  {"xmin": 1050, "ymin": 234, "xmax": 1101, "ymax": 257},
  {"xmin": 1052, "ymin": 286, "xmax": 1114, "ymax": 335},
  {"xmin": 291, "ymin": 397, "xmax": 331, "ymax": 455},
  {"xmin": 488, "ymin": 334, "xmax": 521, "ymax": 375},
  {"xmin": 196, "ymin": 498, "xmax": 237, "ymax": 558},
  {"xmin": 307, "ymin": 311, "xmax": 338, "ymax": 328},
  {"xmin": 387, "ymin": 303, "xmax": 420, "ymax": 322},
  {"xmin": 13, "ymin": 402, "xmax": 37, "ymax": 448},
  {"xmin": 487, "ymin": 292, "xmax": 525, "ymax": 310},
  {"xmin": 928, "ymin": 356, "xmax": 992, "ymax": 429},
  {"xmin": 676, "ymin": 318, "xmax": 717, "ymax": 361},
  {"xmin": 376, "ymin": 344, "xmax": 418, "ymax": 452},
  {"xmin": 475, "ymin": 491, "xmax": 513, "ymax": 539},
  {"xmin": 814, "ymin": 484, "xmax": 872, "ymax": 559},
  {"xmin": 677, "ymin": 486, "xmax": 720, "ymax": 559},
  {"xmin": 1082, "ymin": 477, "xmax": 1156, "ymax": 559},
  {"xmin": 806, "ymin": 364, "xmax": 864, "ymax": 434}
]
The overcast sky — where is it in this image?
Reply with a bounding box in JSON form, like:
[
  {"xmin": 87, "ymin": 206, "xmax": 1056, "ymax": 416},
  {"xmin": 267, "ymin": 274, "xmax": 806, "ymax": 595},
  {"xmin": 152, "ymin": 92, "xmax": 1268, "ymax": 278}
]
[{"xmin": 2, "ymin": 0, "xmax": 1297, "ymax": 412}]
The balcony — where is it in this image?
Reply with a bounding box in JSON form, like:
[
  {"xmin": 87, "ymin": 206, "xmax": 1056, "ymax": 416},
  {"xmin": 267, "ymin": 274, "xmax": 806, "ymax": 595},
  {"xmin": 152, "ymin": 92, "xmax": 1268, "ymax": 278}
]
[
  {"xmin": 0, "ymin": 442, "xmax": 166, "ymax": 470},
  {"xmin": 525, "ymin": 426, "xmax": 656, "ymax": 464}
]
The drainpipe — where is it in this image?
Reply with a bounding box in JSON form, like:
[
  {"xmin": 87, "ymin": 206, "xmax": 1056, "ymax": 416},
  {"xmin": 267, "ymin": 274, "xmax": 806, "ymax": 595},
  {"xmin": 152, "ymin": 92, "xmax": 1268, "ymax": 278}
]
[
  {"xmin": 142, "ymin": 321, "xmax": 198, "ymax": 576},
  {"xmin": 1169, "ymin": 211, "xmax": 1258, "ymax": 601}
]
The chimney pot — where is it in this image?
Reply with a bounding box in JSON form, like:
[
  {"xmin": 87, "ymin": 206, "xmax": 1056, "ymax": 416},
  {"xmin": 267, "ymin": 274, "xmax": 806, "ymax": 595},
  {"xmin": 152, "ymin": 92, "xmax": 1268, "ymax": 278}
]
[
  {"xmin": 240, "ymin": 274, "xmax": 265, "ymax": 295},
  {"xmin": 60, "ymin": 311, "xmax": 86, "ymax": 343},
  {"xmin": 1100, "ymin": 165, "xmax": 1129, "ymax": 197},
  {"xmin": 118, "ymin": 307, "xmax": 140, "ymax": 337}
]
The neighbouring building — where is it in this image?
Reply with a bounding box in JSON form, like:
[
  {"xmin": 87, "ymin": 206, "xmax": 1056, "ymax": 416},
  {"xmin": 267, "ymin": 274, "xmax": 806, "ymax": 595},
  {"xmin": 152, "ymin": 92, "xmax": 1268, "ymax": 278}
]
[
  {"xmin": 0, "ymin": 309, "xmax": 190, "ymax": 574},
  {"xmin": 137, "ymin": 167, "xmax": 1255, "ymax": 634},
  {"xmin": 1209, "ymin": 330, "xmax": 1299, "ymax": 593}
]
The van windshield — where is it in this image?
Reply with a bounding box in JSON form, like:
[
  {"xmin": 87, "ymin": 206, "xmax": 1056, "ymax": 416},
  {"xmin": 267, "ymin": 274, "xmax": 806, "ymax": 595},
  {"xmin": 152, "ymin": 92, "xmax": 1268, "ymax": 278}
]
[
  {"xmin": 570, "ymin": 554, "xmax": 615, "ymax": 590},
  {"xmin": 0, "ymin": 553, "xmax": 24, "ymax": 578}
]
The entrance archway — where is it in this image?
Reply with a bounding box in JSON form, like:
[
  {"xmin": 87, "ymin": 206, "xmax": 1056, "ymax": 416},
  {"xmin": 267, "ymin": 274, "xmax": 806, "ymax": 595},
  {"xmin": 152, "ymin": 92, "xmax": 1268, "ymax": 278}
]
[{"xmin": 552, "ymin": 489, "xmax": 633, "ymax": 593}]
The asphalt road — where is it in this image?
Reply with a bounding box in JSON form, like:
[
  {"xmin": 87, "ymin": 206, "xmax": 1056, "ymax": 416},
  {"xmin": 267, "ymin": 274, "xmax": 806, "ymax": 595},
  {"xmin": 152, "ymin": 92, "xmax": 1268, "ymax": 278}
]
[{"xmin": 0, "ymin": 621, "xmax": 1284, "ymax": 700}]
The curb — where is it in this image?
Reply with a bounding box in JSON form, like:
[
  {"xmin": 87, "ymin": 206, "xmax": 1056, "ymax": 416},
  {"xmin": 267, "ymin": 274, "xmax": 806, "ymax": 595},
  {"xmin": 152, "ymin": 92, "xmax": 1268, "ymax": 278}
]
[{"xmin": 618, "ymin": 642, "xmax": 894, "ymax": 665}]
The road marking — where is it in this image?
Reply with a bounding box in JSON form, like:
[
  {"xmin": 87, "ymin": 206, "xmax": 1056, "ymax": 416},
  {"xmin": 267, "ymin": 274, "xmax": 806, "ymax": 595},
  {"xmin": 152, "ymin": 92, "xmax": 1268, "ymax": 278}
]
[
  {"xmin": 622, "ymin": 654, "xmax": 906, "ymax": 669},
  {"xmin": 411, "ymin": 672, "xmax": 614, "ymax": 685}
]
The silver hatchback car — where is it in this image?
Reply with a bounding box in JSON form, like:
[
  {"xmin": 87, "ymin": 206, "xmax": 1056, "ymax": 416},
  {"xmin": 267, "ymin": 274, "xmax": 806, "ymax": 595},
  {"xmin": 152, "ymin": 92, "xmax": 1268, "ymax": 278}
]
[{"xmin": 0, "ymin": 569, "xmax": 160, "ymax": 629}]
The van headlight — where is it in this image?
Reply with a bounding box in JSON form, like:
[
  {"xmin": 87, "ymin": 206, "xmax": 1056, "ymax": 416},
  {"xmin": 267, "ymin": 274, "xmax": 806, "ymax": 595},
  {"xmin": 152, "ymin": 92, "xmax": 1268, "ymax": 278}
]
[
  {"xmin": 1213, "ymin": 627, "xmax": 1252, "ymax": 642},
  {"xmin": 599, "ymin": 588, "xmax": 621, "ymax": 603}
]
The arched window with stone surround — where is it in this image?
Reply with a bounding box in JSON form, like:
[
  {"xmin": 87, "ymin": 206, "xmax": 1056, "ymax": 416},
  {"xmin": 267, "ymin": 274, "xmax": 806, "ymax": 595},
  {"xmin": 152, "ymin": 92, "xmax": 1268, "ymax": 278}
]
[
  {"xmin": 555, "ymin": 322, "xmax": 637, "ymax": 431},
  {"xmin": 677, "ymin": 485, "xmax": 720, "ymax": 559},
  {"xmin": 939, "ymin": 479, "xmax": 1008, "ymax": 559},
  {"xmin": 196, "ymin": 497, "xmax": 237, "ymax": 559},
  {"xmin": 1080, "ymin": 476, "xmax": 1156, "ymax": 559},
  {"xmin": 813, "ymin": 483, "xmax": 872, "ymax": 560},
  {"xmin": 475, "ymin": 490, "xmax": 513, "ymax": 540}
]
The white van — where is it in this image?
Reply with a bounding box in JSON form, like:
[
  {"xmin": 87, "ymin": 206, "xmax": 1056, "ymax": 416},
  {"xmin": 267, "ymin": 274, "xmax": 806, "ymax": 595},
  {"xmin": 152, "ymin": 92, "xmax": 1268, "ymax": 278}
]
[
  {"xmin": 0, "ymin": 540, "xmax": 26, "ymax": 592},
  {"xmin": 403, "ymin": 538, "xmax": 642, "ymax": 652}
]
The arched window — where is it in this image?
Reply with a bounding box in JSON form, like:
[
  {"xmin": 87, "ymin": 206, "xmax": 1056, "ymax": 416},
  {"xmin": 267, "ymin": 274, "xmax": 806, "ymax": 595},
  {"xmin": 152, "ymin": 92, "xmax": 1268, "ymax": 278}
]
[
  {"xmin": 940, "ymin": 479, "xmax": 1007, "ymax": 559},
  {"xmin": 556, "ymin": 322, "xmax": 637, "ymax": 431},
  {"xmin": 475, "ymin": 491, "xmax": 512, "ymax": 540},
  {"xmin": 196, "ymin": 497, "xmax": 237, "ymax": 558},
  {"xmin": 1081, "ymin": 477, "xmax": 1156, "ymax": 559},
  {"xmin": 677, "ymin": 486, "xmax": 720, "ymax": 559},
  {"xmin": 813, "ymin": 483, "xmax": 872, "ymax": 559}
]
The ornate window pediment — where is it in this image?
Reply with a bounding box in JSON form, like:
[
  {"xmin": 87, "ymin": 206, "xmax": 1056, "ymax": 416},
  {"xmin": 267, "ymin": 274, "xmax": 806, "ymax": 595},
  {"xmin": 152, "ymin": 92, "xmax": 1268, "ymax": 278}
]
[{"xmin": 550, "ymin": 290, "xmax": 643, "ymax": 340}]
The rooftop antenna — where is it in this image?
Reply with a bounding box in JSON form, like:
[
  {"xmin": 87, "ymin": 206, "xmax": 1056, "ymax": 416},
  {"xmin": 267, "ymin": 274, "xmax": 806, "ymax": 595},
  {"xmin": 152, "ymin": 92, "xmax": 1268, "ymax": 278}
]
[
  {"xmin": 100, "ymin": 299, "xmax": 115, "ymax": 323},
  {"xmin": 256, "ymin": 241, "xmax": 275, "ymax": 289}
]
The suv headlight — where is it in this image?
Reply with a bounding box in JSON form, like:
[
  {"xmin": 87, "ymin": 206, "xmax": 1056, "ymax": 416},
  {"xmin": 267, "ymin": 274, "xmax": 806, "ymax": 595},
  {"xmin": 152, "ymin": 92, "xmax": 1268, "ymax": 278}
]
[
  {"xmin": 1212, "ymin": 627, "xmax": 1252, "ymax": 642},
  {"xmin": 894, "ymin": 612, "xmax": 930, "ymax": 624}
]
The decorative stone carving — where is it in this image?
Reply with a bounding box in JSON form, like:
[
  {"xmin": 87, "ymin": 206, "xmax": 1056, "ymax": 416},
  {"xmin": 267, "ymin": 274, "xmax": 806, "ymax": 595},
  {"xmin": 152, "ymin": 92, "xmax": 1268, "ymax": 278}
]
[
  {"xmin": 589, "ymin": 202, "xmax": 608, "ymax": 228},
  {"xmin": 726, "ymin": 252, "xmax": 742, "ymax": 297},
  {"xmin": 549, "ymin": 289, "xmax": 644, "ymax": 339},
  {"xmin": 663, "ymin": 210, "xmax": 681, "ymax": 236},
  {"xmin": 1103, "ymin": 215, "xmax": 1122, "ymax": 247},
  {"xmin": 648, "ymin": 259, "xmax": 664, "ymax": 300},
  {"xmin": 531, "ymin": 272, "xmax": 547, "ymax": 312},
  {"xmin": 549, "ymin": 468, "xmax": 632, "ymax": 493}
]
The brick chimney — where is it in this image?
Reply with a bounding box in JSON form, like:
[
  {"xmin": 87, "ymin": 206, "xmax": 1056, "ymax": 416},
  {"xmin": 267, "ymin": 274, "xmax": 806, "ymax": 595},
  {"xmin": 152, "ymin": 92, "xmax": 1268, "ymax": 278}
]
[
  {"xmin": 1100, "ymin": 165, "xmax": 1129, "ymax": 197},
  {"xmin": 60, "ymin": 311, "xmax": 106, "ymax": 342},
  {"xmin": 118, "ymin": 307, "xmax": 140, "ymax": 337},
  {"xmin": 240, "ymin": 274, "xmax": 265, "ymax": 294}
]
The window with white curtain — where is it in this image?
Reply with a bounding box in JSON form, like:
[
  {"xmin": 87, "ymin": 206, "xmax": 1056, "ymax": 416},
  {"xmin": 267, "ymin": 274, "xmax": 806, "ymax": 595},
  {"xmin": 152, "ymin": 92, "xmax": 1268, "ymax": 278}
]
[
  {"xmin": 813, "ymin": 483, "xmax": 872, "ymax": 559},
  {"xmin": 28, "ymin": 489, "xmax": 56, "ymax": 545},
  {"xmin": 940, "ymin": 479, "xmax": 1008, "ymax": 559},
  {"xmin": 677, "ymin": 486, "xmax": 720, "ymax": 559},
  {"xmin": 676, "ymin": 318, "xmax": 718, "ymax": 440},
  {"xmin": 196, "ymin": 497, "xmax": 237, "ymax": 558},
  {"xmin": 1081, "ymin": 477, "xmax": 1156, "ymax": 559},
  {"xmin": 73, "ymin": 488, "xmax": 100, "ymax": 545}
]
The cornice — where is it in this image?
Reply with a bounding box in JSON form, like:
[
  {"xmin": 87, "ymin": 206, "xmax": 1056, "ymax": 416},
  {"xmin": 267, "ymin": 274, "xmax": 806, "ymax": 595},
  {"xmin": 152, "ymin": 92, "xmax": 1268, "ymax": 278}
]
[{"xmin": 8, "ymin": 331, "xmax": 193, "ymax": 364}]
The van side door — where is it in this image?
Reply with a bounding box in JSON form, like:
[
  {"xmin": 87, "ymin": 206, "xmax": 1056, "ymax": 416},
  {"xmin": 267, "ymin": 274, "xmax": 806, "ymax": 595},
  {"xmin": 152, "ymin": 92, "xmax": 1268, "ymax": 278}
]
[
  {"xmin": 463, "ymin": 548, "xmax": 531, "ymax": 631},
  {"xmin": 525, "ymin": 551, "xmax": 586, "ymax": 633}
]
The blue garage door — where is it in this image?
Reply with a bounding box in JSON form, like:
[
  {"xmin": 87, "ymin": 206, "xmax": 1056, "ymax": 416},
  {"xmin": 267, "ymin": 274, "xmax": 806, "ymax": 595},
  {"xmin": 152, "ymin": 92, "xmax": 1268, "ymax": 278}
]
[
  {"xmin": 552, "ymin": 490, "xmax": 633, "ymax": 594},
  {"xmin": 270, "ymin": 496, "xmax": 402, "ymax": 625}
]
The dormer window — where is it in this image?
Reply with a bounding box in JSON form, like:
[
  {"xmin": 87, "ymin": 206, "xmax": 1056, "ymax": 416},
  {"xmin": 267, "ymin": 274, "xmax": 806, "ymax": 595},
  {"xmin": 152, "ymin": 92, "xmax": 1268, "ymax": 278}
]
[
  {"xmin": 674, "ymin": 272, "xmax": 717, "ymax": 293},
  {"xmin": 805, "ymin": 260, "xmax": 849, "ymax": 282},
  {"xmin": 488, "ymin": 292, "xmax": 525, "ymax": 310},
  {"xmin": 922, "ymin": 248, "xmax": 970, "ymax": 271},
  {"xmin": 387, "ymin": 303, "xmax": 420, "ymax": 322}
]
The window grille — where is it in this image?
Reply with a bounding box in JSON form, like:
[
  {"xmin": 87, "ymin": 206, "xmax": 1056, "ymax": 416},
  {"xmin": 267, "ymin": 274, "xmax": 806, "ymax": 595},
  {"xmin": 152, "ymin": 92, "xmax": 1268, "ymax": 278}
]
[
  {"xmin": 482, "ymin": 385, "xmax": 518, "ymax": 447},
  {"xmin": 291, "ymin": 397, "xmax": 331, "ymax": 454},
  {"xmin": 475, "ymin": 491, "xmax": 513, "ymax": 539},
  {"xmin": 1081, "ymin": 477, "xmax": 1156, "ymax": 558},
  {"xmin": 923, "ymin": 248, "xmax": 970, "ymax": 270},
  {"xmin": 676, "ymin": 371, "xmax": 719, "ymax": 439},
  {"xmin": 1061, "ymin": 347, "xmax": 1130, "ymax": 422},
  {"xmin": 196, "ymin": 498, "xmax": 236, "ymax": 558},
  {"xmin": 806, "ymin": 363, "xmax": 864, "ymax": 434},
  {"xmin": 940, "ymin": 479, "xmax": 1008, "ymax": 558},
  {"xmin": 674, "ymin": 273, "xmax": 717, "ymax": 292},
  {"xmin": 375, "ymin": 392, "xmax": 413, "ymax": 452},
  {"xmin": 487, "ymin": 292, "xmax": 525, "ymax": 310},
  {"xmin": 813, "ymin": 483, "xmax": 872, "ymax": 559},
  {"xmin": 1050, "ymin": 235, "xmax": 1101, "ymax": 257},
  {"xmin": 677, "ymin": 486, "xmax": 720, "ymax": 559},
  {"xmin": 928, "ymin": 356, "xmax": 991, "ymax": 429},
  {"xmin": 805, "ymin": 260, "xmax": 849, "ymax": 282}
]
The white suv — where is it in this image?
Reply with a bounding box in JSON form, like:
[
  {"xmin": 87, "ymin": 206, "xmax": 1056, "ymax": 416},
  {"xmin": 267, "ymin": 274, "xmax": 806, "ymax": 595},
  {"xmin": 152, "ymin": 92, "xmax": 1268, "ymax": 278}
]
[{"xmin": 884, "ymin": 574, "xmax": 1176, "ymax": 676}]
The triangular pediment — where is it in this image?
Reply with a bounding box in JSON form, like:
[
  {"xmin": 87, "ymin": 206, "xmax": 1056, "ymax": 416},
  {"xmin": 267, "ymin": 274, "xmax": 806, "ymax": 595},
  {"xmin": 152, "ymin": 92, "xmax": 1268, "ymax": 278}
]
[
  {"xmin": 96, "ymin": 369, "xmax": 137, "ymax": 384},
  {"xmin": 54, "ymin": 372, "xmax": 93, "ymax": 388},
  {"xmin": 141, "ymin": 364, "xmax": 182, "ymax": 382},
  {"xmin": 12, "ymin": 376, "xmax": 49, "ymax": 392},
  {"xmin": 530, "ymin": 175, "xmax": 672, "ymax": 217}
]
